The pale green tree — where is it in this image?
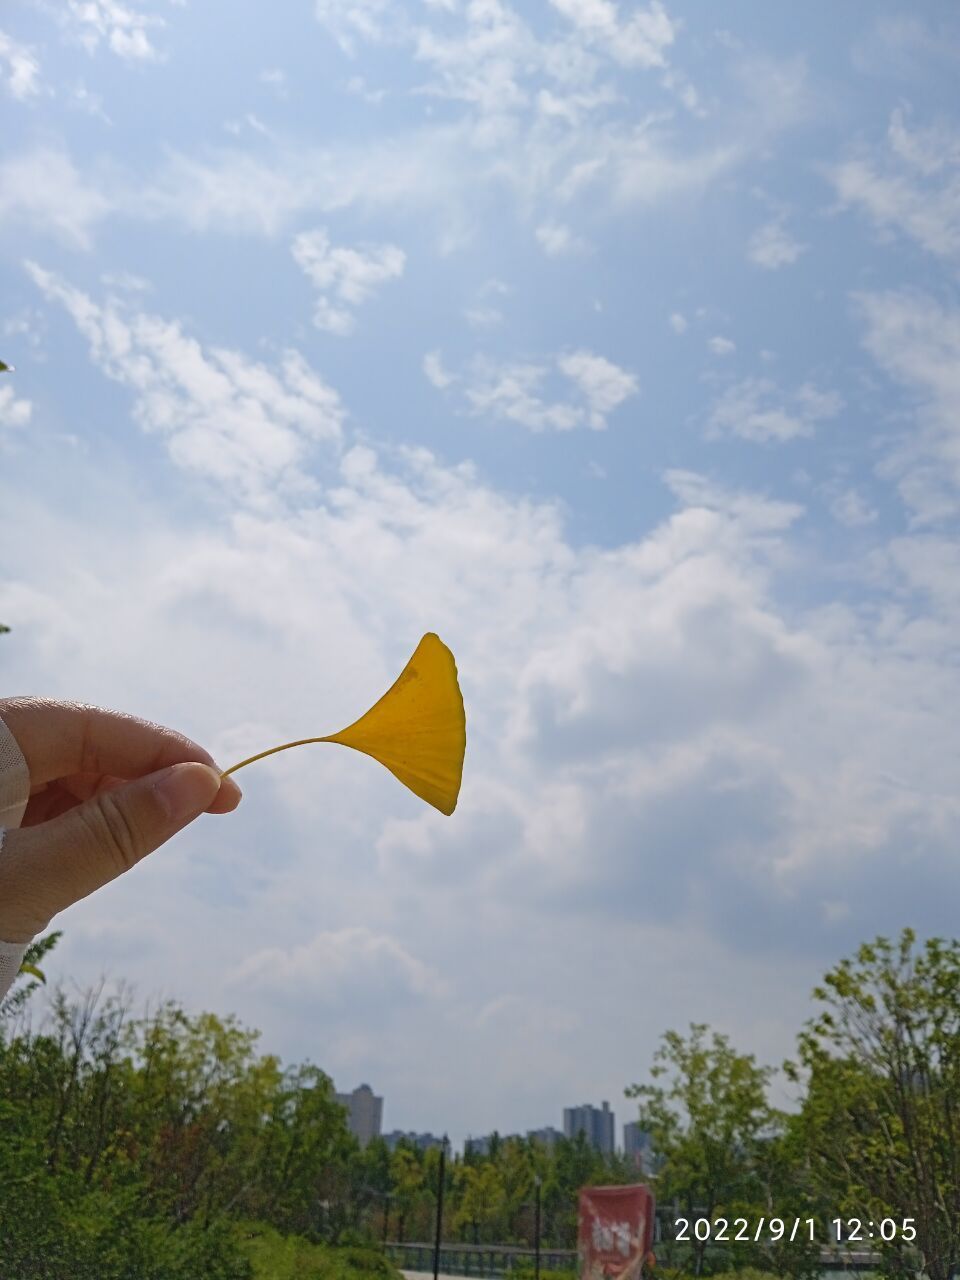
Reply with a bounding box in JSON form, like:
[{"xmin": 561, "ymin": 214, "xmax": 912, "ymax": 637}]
[{"xmin": 789, "ymin": 928, "xmax": 960, "ymax": 1280}]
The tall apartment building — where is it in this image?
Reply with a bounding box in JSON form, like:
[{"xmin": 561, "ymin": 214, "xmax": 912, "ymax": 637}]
[
  {"xmin": 335, "ymin": 1083, "xmax": 383, "ymax": 1148},
  {"xmin": 563, "ymin": 1101, "xmax": 615, "ymax": 1155},
  {"xmin": 527, "ymin": 1126, "xmax": 564, "ymax": 1151},
  {"xmin": 623, "ymin": 1121, "xmax": 653, "ymax": 1172}
]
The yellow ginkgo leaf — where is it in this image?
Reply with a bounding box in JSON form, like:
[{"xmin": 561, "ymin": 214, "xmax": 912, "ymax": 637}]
[{"xmin": 221, "ymin": 633, "xmax": 466, "ymax": 815}]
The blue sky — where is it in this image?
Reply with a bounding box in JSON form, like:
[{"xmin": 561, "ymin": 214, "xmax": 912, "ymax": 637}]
[{"xmin": 3, "ymin": 0, "xmax": 960, "ymax": 1151}]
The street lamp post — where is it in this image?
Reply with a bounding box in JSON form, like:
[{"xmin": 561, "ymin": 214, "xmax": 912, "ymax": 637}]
[
  {"xmin": 534, "ymin": 1176, "xmax": 542, "ymax": 1280},
  {"xmin": 433, "ymin": 1136, "xmax": 449, "ymax": 1280}
]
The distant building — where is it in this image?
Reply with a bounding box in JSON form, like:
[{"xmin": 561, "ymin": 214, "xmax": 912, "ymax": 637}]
[
  {"xmin": 383, "ymin": 1130, "xmax": 445, "ymax": 1153},
  {"xmin": 336, "ymin": 1083, "xmax": 383, "ymax": 1148},
  {"xmin": 464, "ymin": 1134, "xmax": 492, "ymax": 1157},
  {"xmin": 464, "ymin": 1132, "xmax": 524, "ymax": 1157},
  {"xmin": 527, "ymin": 1126, "xmax": 563, "ymax": 1151},
  {"xmin": 623, "ymin": 1122, "xmax": 654, "ymax": 1172},
  {"xmin": 563, "ymin": 1101, "xmax": 615, "ymax": 1155}
]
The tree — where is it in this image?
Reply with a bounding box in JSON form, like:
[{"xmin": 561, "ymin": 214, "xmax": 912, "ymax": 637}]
[
  {"xmin": 453, "ymin": 1160, "xmax": 508, "ymax": 1243},
  {"xmin": 389, "ymin": 1145, "xmax": 424, "ymax": 1242},
  {"xmin": 788, "ymin": 929, "xmax": 958, "ymax": 1280},
  {"xmin": 626, "ymin": 1024, "xmax": 780, "ymax": 1276},
  {"xmin": 550, "ymin": 1132, "xmax": 606, "ymax": 1248},
  {"xmin": 498, "ymin": 1136, "xmax": 536, "ymax": 1242}
]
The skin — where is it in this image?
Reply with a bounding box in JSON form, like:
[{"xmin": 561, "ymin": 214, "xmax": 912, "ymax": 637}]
[{"xmin": 0, "ymin": 697, "xmax": 242, "ymax": 943}]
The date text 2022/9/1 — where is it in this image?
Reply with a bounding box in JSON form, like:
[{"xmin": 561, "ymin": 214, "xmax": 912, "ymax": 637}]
[{"xmin": 672, "ymin": 1217, "xmax": 917, "ymax": 1245}]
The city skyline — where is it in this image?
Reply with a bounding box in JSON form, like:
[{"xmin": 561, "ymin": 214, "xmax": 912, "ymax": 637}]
[{"xmin": 337, "ymin": 1082, "xmax": 645, "ymax": 1158}]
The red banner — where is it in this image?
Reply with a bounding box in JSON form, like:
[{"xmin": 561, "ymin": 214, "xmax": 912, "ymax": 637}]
[{"xmin": 578, "ymin": 1184, "xmax": 655, "ymax": 1280}]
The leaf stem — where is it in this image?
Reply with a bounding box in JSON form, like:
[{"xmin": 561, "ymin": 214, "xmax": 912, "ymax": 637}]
[{"xmin": 220, "ymin": 737, "xmax": 333, "ymax": 778}]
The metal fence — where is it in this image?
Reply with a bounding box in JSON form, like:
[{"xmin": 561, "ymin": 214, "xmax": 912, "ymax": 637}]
[
  {"xmin": 385, "ymin": 1239, "xmax": 889, "ymax": 1277},
  {"xmin": 386, "ymin": 1242, "xmax": 576, "ymax": 1276}
]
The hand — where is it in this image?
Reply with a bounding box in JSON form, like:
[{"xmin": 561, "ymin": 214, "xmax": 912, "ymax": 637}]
[{"xmin": 0, "ymin": 697, "xmax": 242, "ymax": 943}]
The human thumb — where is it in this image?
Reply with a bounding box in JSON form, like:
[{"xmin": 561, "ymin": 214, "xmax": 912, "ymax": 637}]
[{"xmin": 0, "ymin": 763, "xmax": 222, "ymax": 942}]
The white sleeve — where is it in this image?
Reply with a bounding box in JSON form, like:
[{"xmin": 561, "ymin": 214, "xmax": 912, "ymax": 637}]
[{"xmin": 0, "ymin": 711, "xmax": 32, "ymax": 1002}]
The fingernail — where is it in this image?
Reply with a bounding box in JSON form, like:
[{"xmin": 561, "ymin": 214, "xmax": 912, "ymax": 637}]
[
  {"xmin": 218, "ymin": 774, "xmax": 243, "ymax": 806},
  {"xmin": 154, "ymin": 763, "xmax": 222, "ymax": 825}
]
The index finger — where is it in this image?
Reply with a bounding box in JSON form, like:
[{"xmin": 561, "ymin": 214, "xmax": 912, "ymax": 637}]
[{"xmin": 0, "ymin": 697, "xmax": 242, "ymax": 810}]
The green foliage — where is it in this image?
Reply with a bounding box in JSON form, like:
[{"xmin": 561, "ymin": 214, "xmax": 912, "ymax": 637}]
[
  {"xmin": 0, "ymin": 1111, "xmax": 252, "ymax": 1279},
  {"xmin": 625, "ymin": 1025, "xmax": 819, "ymax": 1278},
  {"xmin": 655, "ymin": 1271, "xmax": 782, "ymax": 1280},
  {"xmin": 0, "ymin": 974, "xmax": 356, "ymax": 1273},
  {"xmin": 237, "ymin": 1222, "xmax": 403, "ymax": 1280},
  {"xmin": 510, "ymin": 1267, "xmax": 576, "ymax": 1280},
  {"xmin": 626, "ymin": 1023, "xmax": 776, "ymax": 1210},
  {"xmin": 453, "ymin": 1160, "xmax": 507, "ymax": 1242},
  {"xmin": 8, "ymin": 925, "xmax": 960, "ymax": 1276},
  {"xmin": 1, "ymin": 930, "xmax": 63, "ymax": 1021},
  {"xmin": 337, "ymin": 1245, "xmax": 399, "ymax": 1276},
  {"xmin": 789, "ymin": 927, "xmax": 959, "ymax": 1280}
]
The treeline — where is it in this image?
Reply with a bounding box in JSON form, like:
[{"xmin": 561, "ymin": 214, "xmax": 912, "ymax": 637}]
[{"xmin": 3, "ymin": 929, "xmax": 960, "ymax": 1278}]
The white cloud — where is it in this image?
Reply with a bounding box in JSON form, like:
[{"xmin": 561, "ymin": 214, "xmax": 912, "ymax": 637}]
[
  {"xmin": 224, "ymin": 112, "xmax": 274, "ymax": 140},
  {"xmin": 461, "ymin": 349, "xmax": 637, "ymax": 432},
  {"xmin": 26, "ymin": 263, "xmax": 344, "ymax": 506},
  {"xmin": 0, "ymin": 30, "xmax": 41, "ymax": 99},
  {"xmin": 423, "ymin": 350, "xmax": 455, "ymax": 388},
  {"xmin": 463, "ymin": 305, "xmax": 503, "ymax": 329},
  {"xmin": 9, "ymin": 336, "xmax": 960, "ymax": 1140},
  {"xmin": 852, "ymin": 15, "xmax": 960, "ymax": 81},
  {"xmin": 708, "ymin": 335, "xmax": 736, "ymax": 356},
  {"xmin": 707, "ymin": 377, "xmax": 842, "ymax": 443},
  {"xmin": 548, "ymin": 0, "xmax": 676, "ymax": 70},
  {"xmin": 572, "ymin": 125, "xmax": 741, "ymax": 211},
  {"xmin": 831, "ymin": 107, "xmax": 960, "ymax": 263},
  {"xmin": 830, "ymin": 488, "xmax": 878, "ymax": 528},
  {"xmin": 259, "ymin": 67, "xmax": 288, "ymax": 97},
  {"xmin": 61, "ymin": 0, "xmax": 166, "ymax": 61},
  {"xmin": 535, "ymin": 85, "xmax": 620, "ymax": 129},
  {"xmin": 70, "ymin": 80, "xmax": 111, "ymax": 121},
  {"xmin": 232, "ymin": 927, "xmax": 447, "ymax": 1005},
  {"xmin": 313, "ymin": 0, "xmax": 396, "ymax": 55},
  {"xmin": 556, "ymin": 350, "xmax": 639, "ymax": 428},
  {"xmin": 0, "ymin": 46, "xmax": 793, "ymax": 253},
  {"xmin": 0, "ymin": 384, "xmax": 32, "ymax": 430},
  {"xmin": 857, "ymin": 289, "xmax": 960, "ymax": 523},
  {"xmin": 291, "ymin": 227, "xmax": 405, "ymax": 334},
  {"xmin": 345, "ymin": 74, "xmax": 387, "ymax": 104},
  {"xmin": 410, "ymin": 0, "xmax": 539, "ymax": 127},
  {"xmin": 748, "ymin": 219, "xmax": 806, "ymax": 269},
  {"xmin": 535, "ymin": 221, "xmax": 589, "ymax": 256},
  {"xmin": 465, "ymin": 360, "xmax": 582, "ymax": 431},
  {"xmin": 0, "ymin": 13, "xmax": 811, "ymax": 263},
  {"xmin": 668, "ymin": 311, "xmax": 687, "ymax": 334},
  {"xmin": 0, "ymin": 147, "xmax": 112, "ymax": 249}
]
